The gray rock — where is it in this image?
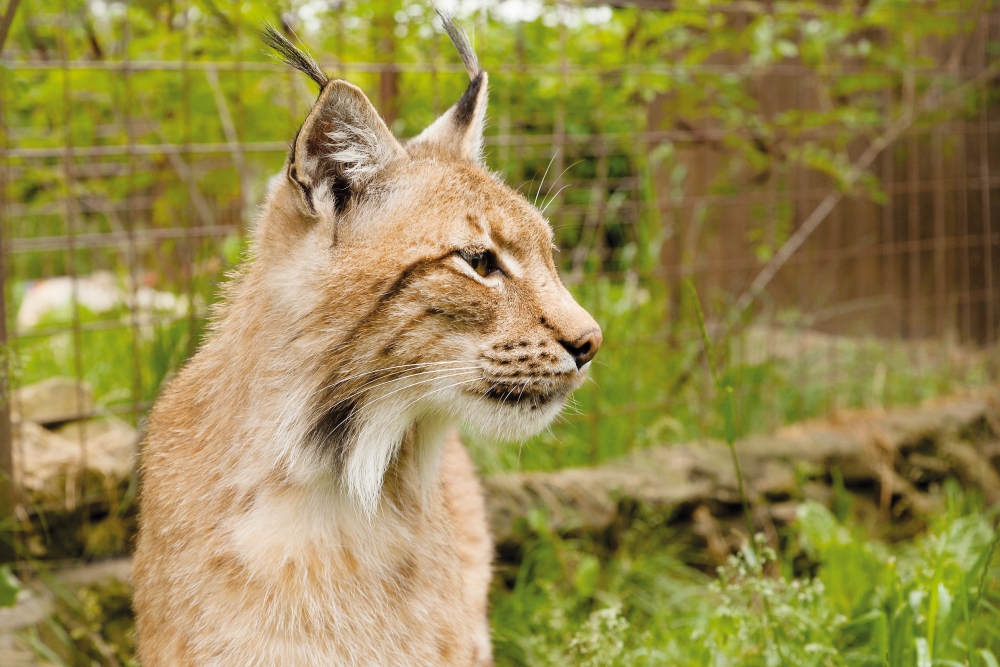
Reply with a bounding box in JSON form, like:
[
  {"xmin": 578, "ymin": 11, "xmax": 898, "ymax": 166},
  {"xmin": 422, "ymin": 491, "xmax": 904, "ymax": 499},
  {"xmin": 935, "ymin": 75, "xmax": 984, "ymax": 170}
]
[
  {"xmin": 12, "ymin": 378, "xmax": 93, "ymax": 426},
  {"xmin": 12, "ymin": 417, "xmax": 137, "ymax": 498}
]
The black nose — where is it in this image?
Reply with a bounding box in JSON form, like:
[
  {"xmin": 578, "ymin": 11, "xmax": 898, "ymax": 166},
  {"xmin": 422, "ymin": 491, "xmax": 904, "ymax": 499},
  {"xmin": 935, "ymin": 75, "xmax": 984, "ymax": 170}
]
[{"xmin": 560, "ymin": 329, "xmax": 602, "ymax": 369}]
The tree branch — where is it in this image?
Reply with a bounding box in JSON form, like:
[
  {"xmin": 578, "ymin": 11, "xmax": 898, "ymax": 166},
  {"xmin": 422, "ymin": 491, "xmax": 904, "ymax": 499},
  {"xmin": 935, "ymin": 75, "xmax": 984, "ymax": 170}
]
[
  {"xmin": 731, "ymin": 57, "xmax": 1000, "ymax": 321},
  {"xmin": 0, "ymin": 0, "xmax": 21, "ymax": 55}
]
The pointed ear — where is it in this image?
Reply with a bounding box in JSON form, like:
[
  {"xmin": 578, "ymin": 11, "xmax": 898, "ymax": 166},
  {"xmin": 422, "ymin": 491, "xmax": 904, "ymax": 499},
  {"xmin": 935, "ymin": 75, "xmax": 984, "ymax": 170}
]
[
  {"xmin": 407, "ymin": 72, "xmax": 488, "ymax": 163},
  {"xmin": 289, "ymin": 80, "xmax": 406, "ymax": 216}
]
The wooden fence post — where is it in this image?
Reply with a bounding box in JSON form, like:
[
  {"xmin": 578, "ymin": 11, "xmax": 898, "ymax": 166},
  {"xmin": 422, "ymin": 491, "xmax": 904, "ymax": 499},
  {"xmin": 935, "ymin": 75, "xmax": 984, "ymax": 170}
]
[
  {"xmin": 0, "ymin": 232, "xmax": 12, "ymax": 565},
  {"xmin": 0, "ymin": 0, "xmax": 20, "ymax": 565}
]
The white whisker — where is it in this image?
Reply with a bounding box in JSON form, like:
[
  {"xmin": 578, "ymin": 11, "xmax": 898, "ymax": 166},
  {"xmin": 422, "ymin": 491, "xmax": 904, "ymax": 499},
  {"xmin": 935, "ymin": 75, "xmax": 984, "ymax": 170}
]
[
  {"xmin": 539, "ymin": 184, "xmax": 571, "ymax": 216},
  {"xmin": 534, "ymin": 150, "xmax": 558, "ymax": 207},
  {"xmin": 541, "ymin": 159, "xmax": 583, "ymax": 202},
  {"xmin": 322, "ymin": 369, "xmax": 481, "ymax": 438},
  {"xmin": 311, "ymin": 359, "xmax": 476, "ymax": 398},
  {"xmin": 320, "ymin": 367, "xmax": 482, "ymax": 423},
  {"xmin": 394, "ymin": 377, "xmax": 482, "ymax": 417}
]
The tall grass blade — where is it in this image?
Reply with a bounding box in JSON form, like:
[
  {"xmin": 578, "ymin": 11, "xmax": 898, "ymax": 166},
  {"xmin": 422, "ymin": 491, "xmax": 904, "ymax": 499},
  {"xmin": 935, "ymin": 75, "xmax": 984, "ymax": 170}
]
[{"xmin": 685, "ymin": 281, "xmax": 757, "ymax": 562}]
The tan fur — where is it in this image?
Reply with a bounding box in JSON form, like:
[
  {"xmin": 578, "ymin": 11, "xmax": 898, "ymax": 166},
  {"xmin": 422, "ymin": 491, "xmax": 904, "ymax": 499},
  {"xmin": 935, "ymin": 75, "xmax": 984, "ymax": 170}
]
[{"xmin": 134, "ymin": 27, "xmax": 600, "ymax": 667}]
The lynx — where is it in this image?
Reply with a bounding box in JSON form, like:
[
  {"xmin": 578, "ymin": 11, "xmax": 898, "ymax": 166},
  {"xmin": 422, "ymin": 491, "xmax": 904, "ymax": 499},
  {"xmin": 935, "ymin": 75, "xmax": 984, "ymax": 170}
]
[{"xmin": 133, "ymin": 16, "xmax": 601, "ymax": 667}]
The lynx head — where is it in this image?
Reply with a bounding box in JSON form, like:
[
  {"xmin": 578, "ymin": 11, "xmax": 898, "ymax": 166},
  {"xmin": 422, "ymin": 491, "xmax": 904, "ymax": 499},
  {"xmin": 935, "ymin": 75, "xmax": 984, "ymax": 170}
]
[{"xmin": 256, "ymin": 18, "xmax": 600, "ymax": 512}]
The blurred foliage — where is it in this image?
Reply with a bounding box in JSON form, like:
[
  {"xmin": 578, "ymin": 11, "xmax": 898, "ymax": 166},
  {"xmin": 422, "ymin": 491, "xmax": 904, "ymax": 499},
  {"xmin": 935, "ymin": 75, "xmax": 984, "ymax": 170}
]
[
  {"xmin": 0, "ymin": 564, "xmax": 20, "ymax": 607},
  {"xmin": 490, "ymin": 487, "xmax": 1000, "ymax": 666},
  {"xmin": 14, "ymin": 304, "xmax": 192, "ymax": 408},
  {"xmin": 17, "ymin": 572, "xmax": 137, "ymax": 666},
  {"xmin": 2, "ymin": 0, "xmax": 997, "ymax": 470}
]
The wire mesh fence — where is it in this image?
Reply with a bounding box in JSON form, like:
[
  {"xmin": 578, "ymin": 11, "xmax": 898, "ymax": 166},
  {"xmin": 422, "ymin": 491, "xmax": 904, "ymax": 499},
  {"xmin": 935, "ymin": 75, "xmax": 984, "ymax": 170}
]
[{"xmin": 0, "ymin": 0, "xmax": 999, "ymax": 559}]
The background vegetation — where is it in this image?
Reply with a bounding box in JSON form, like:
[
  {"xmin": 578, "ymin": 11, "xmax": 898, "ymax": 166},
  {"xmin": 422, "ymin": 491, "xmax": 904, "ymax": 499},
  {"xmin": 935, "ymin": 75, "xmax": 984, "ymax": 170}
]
[{"xmin": 0, "ymin": 0, "xmax": 998, "ymax": 665}]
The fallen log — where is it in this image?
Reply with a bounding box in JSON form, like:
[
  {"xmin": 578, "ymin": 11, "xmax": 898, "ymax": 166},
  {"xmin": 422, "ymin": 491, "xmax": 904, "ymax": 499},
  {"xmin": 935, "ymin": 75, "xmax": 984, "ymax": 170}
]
[{"xmin": 483, "ymin": 389, "xmax": 1000, "ymax": 553}]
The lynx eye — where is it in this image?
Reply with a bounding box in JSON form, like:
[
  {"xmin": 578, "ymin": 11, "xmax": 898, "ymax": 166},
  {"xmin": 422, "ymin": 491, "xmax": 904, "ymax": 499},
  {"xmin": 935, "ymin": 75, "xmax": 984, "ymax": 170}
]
[{"xmin": 460, "ymin": 249, "xmax": 501, "ymax": 278}]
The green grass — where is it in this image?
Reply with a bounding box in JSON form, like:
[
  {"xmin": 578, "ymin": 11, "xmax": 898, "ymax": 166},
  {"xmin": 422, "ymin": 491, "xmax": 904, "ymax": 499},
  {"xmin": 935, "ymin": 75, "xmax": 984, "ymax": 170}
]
[
  {"xmin": 12, "ymin": 302, "xmax": 200, "ymax": 422},
  {"xmin": 491, "ymin": 486, "xmax": 1000, "ymax": 667}
]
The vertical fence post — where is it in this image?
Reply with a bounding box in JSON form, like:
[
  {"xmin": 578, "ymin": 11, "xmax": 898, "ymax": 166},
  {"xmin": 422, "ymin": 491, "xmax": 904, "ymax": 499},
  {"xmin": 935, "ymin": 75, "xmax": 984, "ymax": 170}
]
[
  {"xmin": 376, "ymin": 0, "xmax": 399, "ymax": 129},
  {"xmin": 979, "ymin": 11, "xmax": 996, "ymax": 346},
  {"xmin": 0, "ymin": 0, "xmax": 20, "ymax": 565},
  {"xmin": 0, "ymin": 169, "xmax": 13, "ymax": 566}
]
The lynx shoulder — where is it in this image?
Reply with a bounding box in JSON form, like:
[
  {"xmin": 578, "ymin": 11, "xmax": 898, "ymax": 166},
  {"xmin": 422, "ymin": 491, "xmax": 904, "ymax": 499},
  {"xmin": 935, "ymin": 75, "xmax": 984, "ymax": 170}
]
[{"xmin": 133, "ymin": 16, "xmax": 601, "ymax": 667}]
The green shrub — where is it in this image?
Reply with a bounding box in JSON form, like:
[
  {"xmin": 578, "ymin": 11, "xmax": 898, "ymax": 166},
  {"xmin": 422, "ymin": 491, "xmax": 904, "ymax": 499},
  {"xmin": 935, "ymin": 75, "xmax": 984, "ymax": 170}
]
[{"xmin": 491, "ymin": 497, "xmax": 1000, "ymax": 666}]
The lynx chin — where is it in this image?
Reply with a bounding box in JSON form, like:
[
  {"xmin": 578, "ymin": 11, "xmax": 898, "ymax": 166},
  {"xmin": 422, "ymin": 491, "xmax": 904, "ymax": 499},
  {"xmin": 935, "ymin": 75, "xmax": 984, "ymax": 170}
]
[{"xmin": 133, "ymin": 15, "xmax": 602, "ymax": 667}]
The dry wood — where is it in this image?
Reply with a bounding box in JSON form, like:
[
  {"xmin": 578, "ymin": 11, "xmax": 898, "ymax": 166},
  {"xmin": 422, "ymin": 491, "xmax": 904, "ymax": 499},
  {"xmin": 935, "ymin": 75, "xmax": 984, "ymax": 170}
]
[{"xmin": 484, "ymin": 388, "xmax": 1000, "ymax": 548}]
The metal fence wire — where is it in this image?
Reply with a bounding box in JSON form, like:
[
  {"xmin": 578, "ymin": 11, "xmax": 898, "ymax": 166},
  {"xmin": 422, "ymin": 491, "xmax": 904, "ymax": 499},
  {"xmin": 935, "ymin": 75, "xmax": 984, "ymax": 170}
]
[{"xmin": 0, "ymin": 1, "xmax": 999, "ymax": 556}]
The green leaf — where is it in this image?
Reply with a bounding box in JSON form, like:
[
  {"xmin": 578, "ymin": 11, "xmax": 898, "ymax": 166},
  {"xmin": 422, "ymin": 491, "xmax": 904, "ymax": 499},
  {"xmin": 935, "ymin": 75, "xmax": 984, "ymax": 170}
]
[
  {"xmin": 795, "ymin": 501, "xmax": 844, "ymax": 557},
  {"xmin": 0, "ymin": 566, "xmax": 19, "ymax": 608},
  {"xmin": 573, "ymin": 555, "xmax": 600, "ymax": 598},
  {"xmin": 943, "ymin": 516, "xmax": 994, "ymax": 573}
]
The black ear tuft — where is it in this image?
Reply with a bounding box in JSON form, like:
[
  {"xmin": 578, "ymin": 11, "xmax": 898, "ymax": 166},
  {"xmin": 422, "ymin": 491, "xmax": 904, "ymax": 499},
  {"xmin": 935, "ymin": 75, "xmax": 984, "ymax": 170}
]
[
  {"xmin": 436, "ymin": 10, "xmax": 482, "ymax": 80},
  {"xmin": 405, "ymin": 12, "xmax": 489, "ymax": 163},
  {"xmin": 260, "ymin": 22, "xmax": 329, "ymax": 89},
  {"xmin": 453, "ymin": 72, "xmax": 485, "ymax": 126}
]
